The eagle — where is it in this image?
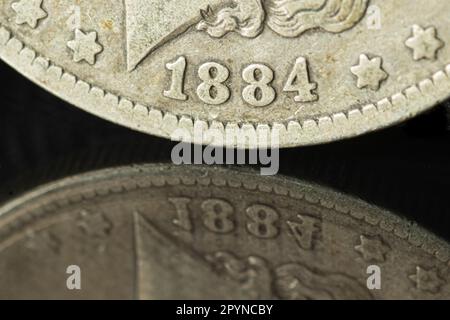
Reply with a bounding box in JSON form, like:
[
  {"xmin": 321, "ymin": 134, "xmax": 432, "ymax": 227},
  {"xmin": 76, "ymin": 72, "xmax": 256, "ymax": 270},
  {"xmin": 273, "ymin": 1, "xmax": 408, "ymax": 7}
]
[{"xmin": 197, "ymin": 0, "xmax": 370, "ymax": 38}]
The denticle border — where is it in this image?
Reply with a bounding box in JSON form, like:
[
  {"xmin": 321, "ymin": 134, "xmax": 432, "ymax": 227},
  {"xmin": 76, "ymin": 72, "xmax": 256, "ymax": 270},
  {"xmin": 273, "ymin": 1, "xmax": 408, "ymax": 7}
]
[
  {"xmin": 1, "ymin": 24, "xmax": 450, "ymax": 148},
  {"xmin": 0, "ymin": 164, "xmax": 449, "ymax": 269}
]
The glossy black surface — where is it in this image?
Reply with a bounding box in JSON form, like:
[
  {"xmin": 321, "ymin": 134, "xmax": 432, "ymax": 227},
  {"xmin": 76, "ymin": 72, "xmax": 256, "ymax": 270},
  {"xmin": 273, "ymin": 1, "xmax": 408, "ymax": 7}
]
[{"xmin": 1, "ymin": 60, "xmax": 449, "ymax": 240}]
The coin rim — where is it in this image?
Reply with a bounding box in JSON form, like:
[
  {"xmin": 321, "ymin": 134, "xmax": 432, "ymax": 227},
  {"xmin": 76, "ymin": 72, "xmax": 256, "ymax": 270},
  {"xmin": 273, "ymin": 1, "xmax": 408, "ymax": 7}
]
[
  {"xmin": 1, "ymin": 24, "xmax": 450, "ymax": 148},
  {"xmin": 0, "ymin": 163, "xmax": 449, "ymax": 266}
]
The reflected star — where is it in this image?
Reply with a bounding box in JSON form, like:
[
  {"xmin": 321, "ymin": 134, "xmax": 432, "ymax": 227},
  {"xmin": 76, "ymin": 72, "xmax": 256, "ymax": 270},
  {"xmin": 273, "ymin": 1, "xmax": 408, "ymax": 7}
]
[
  {"xmin": 409, "ymin": 266, "xmax": 444, "ymax": 293},
  {"xmin": 354, "ymin": 235, "xmax": 390, "ymax": 262}
]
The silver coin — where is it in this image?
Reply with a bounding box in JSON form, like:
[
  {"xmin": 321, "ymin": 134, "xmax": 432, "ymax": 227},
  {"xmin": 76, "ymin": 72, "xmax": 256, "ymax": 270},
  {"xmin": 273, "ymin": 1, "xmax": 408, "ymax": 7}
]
[
  {"xmin": 0, "ymin": 164, "xmax": 449, "ymax": 299},
  {"xmin": 1, "ymin": 1, "xmax": 449, "ymax": 147}
]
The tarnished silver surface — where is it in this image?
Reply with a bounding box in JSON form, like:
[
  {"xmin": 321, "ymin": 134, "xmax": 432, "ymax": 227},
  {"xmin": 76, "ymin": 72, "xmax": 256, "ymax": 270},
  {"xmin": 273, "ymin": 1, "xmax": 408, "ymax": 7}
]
[
  {"xmin": 1, "ymin": 1, "xmax": 450, "ymax": 147},
  {"xmin": 0, "ymin": 164, "xmax": 449, "ymax": 299}
]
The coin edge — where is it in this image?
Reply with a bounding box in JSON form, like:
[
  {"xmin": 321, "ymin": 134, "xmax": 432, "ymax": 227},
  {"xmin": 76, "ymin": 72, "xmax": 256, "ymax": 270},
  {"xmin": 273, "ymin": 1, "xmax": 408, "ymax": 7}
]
[{"xmin": 1, "ymin": 24, "xmax": 449, "ymax": 148}]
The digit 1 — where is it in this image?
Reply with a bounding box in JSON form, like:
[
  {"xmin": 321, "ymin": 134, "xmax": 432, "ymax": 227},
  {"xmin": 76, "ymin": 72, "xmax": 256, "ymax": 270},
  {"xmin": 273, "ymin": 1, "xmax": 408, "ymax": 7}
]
[
  {"xmin": 169, "ymin": 197, "xmax": 193, "ymax": 231},
  {"xmin": 164, "ymin": 56, "xmax": 188, "ymax": 101}
]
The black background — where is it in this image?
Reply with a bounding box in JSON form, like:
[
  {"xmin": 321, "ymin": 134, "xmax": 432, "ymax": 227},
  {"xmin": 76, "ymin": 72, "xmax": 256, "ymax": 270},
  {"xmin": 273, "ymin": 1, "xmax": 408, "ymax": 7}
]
[{"xmin": 1, "ymin": 60, "xmax": 450, "ymax": 241}]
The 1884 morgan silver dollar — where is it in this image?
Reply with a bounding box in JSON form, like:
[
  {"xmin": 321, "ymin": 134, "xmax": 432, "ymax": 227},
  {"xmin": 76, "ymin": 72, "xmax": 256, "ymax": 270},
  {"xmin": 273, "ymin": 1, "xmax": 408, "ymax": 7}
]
[
  {"xmin": 0, "ymin": 164, "xmax": 449, "ymax": 299},
  {"xmin": 0, "ymin": 1, "xmax": 450, "ymax": 147}
]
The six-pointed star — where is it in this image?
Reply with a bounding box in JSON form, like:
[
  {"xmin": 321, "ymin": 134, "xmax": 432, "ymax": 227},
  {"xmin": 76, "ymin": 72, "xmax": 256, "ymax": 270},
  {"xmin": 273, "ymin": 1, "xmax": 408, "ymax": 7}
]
[
  {"xmin": 67, "ymin": 29, "xmax": 103, "ymax": 65},
  {"xmin": 351, "ymin": 54, "xmax": 388, "ymax": 91},
  {"xmin": 405, "ymin": 25, "xmax": 444, "ymax": 60},
  {"xmin": 354, "ymin": 235, "xmax": 390, "ymax": 262},
  {"xmin": 409, "ymin": 266, "xmax": 444, "ymax": 293},
  {"xmin": 11, "ymin": 0, "xmax": 47, "ymax": 29}
]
